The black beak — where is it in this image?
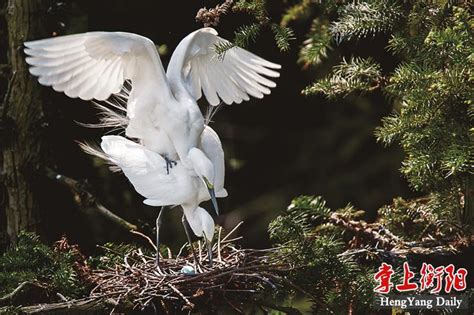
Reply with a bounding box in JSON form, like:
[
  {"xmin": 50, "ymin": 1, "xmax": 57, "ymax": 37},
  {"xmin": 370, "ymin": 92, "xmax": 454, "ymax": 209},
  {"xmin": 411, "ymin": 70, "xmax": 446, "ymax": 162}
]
[{"xmin": 208, "ymin": 187, "xmax": 219, "ymax": 216}]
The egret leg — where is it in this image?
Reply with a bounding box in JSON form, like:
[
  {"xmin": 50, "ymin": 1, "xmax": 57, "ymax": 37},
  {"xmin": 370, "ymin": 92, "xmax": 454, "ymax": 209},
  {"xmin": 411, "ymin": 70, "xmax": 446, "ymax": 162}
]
[
  {"xmin": 155, "ymin": 206, "xmax": 166, "ymax": 266},
  {"xmin": 181, "ymin": 214, "xmax": 200, "ymax": 265},
  {"xmin": 205, "ymin": 237, "xmax": 213, "ymax": 267}
]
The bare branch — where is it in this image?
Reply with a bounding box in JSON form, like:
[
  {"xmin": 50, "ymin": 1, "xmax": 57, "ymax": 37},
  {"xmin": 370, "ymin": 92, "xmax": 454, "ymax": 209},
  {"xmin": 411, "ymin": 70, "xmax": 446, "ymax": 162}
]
[
  {"xmin": 0, "ymin": 281, "xmax": 46, "ymax": 307},
  {"xmin": 328, "ymin": 212, "xmax": 401, "ymax": 249},
  {"xmin": 45, "ymin": 167, "xmax": 137, "ymax": 231},
  {"xmin": 7, "ymin": 298, "xmax": 110, "ymax": 314}
]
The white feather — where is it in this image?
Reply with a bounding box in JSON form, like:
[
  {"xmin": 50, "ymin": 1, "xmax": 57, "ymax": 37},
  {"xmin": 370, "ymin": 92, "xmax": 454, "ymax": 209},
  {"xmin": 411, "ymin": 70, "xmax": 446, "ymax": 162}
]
[{"xmin": 166, "ymin": 27, "xmax": 281, "ymax": 106}]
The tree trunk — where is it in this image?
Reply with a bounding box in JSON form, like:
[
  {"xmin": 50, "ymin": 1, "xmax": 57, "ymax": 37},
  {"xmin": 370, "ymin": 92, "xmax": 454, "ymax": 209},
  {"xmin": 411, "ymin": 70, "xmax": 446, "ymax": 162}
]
[{"xmin": 2, "ymin": 0, "xmax": 47, "ymax": 243}]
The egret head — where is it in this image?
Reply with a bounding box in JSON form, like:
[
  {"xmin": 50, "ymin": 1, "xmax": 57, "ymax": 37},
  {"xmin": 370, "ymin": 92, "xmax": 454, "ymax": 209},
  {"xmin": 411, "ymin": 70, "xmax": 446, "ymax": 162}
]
[
  {"xmin": 184, "ymin": 206, "xmax": 215, "ymax": 265},
  {"xmin": 187, "ymin": 148, "xmax": 219, "ymax": 215},
  {"xmin": 187, "ymin": 207, "xmax": 214, "ymax": 241}
]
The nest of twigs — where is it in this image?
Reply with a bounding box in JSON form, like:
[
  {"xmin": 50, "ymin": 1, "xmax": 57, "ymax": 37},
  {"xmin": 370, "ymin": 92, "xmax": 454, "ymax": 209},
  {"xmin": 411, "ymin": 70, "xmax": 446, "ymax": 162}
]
[{"xmin": 90, "ymin": 224, "xmax": 290, "ymax": 312}]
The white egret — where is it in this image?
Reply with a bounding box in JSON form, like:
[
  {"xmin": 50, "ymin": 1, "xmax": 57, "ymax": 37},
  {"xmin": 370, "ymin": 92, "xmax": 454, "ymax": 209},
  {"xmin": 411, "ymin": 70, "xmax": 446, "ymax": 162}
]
[
  {"xmin": 24, "ymin": 27, "xmax": 280, "ymax": 265},
  {"xmin": 97, "ymin": 125, "xmax": 227, "ymax": 265},
  {"xmin": 24, "ymin": 27, "xmax": 280, "ymax": 177},
  {"xmin": 80, "ymin": 87, "xmax": 225, "ymax": 265}
]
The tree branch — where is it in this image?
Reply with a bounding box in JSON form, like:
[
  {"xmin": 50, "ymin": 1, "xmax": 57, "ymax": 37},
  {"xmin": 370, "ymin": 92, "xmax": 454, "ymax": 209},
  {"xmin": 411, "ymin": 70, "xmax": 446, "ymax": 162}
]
[
  {"xmin": 328, "ymin": 212, "xmax": 401, "ymax": 249},
  {"xmin": 4, "ymin": 297, "xmax": 112, "ymax": 314},
  {"xmin": 45, "ymin": 167, "xmax": 137, "ymax": 231},
  {"xmin": 0, "ymin": 281, "xmax": 46, "ymax": 307}
]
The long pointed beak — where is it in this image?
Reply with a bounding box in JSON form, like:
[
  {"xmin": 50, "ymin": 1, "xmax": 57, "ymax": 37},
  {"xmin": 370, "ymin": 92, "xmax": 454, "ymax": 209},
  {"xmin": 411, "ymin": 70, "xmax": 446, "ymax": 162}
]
[{"xmin": 208, "ymin": 187, "xmax": 219, "ymax": 216}]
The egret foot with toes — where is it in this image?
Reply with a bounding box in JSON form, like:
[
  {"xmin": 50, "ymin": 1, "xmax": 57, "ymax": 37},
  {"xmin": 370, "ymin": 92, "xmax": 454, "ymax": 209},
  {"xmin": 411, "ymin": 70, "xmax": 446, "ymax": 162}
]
[{"xmin": 164, "ymin": 157, "xmax": 177, "ymax": 174}]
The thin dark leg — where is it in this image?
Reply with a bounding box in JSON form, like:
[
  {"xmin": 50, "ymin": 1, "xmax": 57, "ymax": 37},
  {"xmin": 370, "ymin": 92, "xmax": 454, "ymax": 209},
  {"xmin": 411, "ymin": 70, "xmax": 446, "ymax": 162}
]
[
  {"xmin": 155, "ymin": 206, "xmax": 165, "ymax": 266},
  {"xmin": 205, "ymin": 237, "xmax": 213, "ymax": 267},
  {"xmin": 181, "ymin": 214, "xmax": 200, "ymax": 265}
]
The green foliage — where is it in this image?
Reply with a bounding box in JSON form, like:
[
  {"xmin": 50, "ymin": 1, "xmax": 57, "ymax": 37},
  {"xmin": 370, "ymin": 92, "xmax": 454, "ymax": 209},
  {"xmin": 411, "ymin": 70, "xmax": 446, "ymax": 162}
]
[
  {"xmin": 271, "ymin": 24, "xmax": 295, "ymax": 52},
  {"xmin": 215, "ymin": 23, "xmax": 261, "ymax": 56},
  {"xmin": 0, "ymin": 232, "xmax": 87, "ymax": 298},
  {"xmin": 269, "ymin": 196, "xmax": 331, "ymax": 243},
  {"xmin": 234, "ymin": 0, "xmax": 268, "ymax": 23},
  {"xmin": 303, "ymin": 57, "xmax": 382, "ymax": 98},
  {"xmin": 297, "ymin": 1, "xmax": 473, "ymax": 227},
  {"xmin": 269, "ymin": 196, "xmax": 375, "ymax": 314},
  {"xmin": 298, "ymin": 19, "xmax": 332, "ymax": 67},
  {"xmin": 378, "ymin": 196, "xmax": 457, "ymax": 241},
  {"xmin": 330, "ymin": 0, "xmax": 404, "ymax": 43},
  {"xmin": 88, "ymin": 242, "xmax": 140, "ymax": 270},
  {"xmin": 281, "ymin": 0, "xmax": 316, "ymax": 27},
  {"xmin": 378, "ymin": 6, "xmax": 473, "ymax": 201},
  {"xmin": 215, "ymin": 0, "xmax": 295, "ymax": 56},
  {"xmin": 274, "ymin": 3, "xmax": 473, "ymax": 310}
]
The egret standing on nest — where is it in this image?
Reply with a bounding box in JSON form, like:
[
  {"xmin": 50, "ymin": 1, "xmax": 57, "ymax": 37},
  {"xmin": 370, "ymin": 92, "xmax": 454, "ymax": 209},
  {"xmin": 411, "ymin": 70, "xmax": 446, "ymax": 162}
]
[
  {"xmin": 96, "ymin": 125, "xmax": 227, "ymax": 266},
  {"xmin": 24, "ymin": 27, "xmax": 280, "ymax": 266}
]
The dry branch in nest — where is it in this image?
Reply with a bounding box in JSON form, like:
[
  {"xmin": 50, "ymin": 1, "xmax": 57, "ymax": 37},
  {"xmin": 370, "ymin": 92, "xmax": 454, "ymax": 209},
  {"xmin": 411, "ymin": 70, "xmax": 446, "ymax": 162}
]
[{"xmin": 89, "ymin": 226, "xmax": 290, "ymax": 313}]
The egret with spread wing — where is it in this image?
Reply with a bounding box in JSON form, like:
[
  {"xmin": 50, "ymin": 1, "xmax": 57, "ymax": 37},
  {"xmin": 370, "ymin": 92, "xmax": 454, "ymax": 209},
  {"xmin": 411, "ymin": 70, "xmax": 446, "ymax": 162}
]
[
  {"xmin": 24, "ymin": 27, "xmax": 280, "ymax": 265},
  {"xmin": 24, "ymin": 28, "xmax": 280, "ymax": 186}
]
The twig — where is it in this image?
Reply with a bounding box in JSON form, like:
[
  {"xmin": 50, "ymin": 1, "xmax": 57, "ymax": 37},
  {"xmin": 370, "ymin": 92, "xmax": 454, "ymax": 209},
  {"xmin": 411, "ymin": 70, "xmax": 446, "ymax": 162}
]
[
  {"xmin": 221, "ymin": 221, "xmax": 244, "ymax": 243},
  {"xmin": 88, "ymin": 244, "xmax": 289, "ymax": 312},
  {"xmin": 0, "ymin": 281, "xmax": 45, "ymax": 306},
  {"xmin": 130, "ymin": 230, "xmax": 158, "ymax": 251},
  {"xmin": 168, "ymin": 283, "xmax": 194, "ymax": 309},
  {"xmin": 45, "ymin": 167, "xmax": 137, "ymax": 231},
  {"xmin": 196, "ymin": 0, "xmax": 234, "ymax": 27},
  {"xmin": 328, "ymin": 212, "xmax": 400, "ymax": 249},
  {"xmin": 56, "ymin": 293, "xmax": 68, "ymax": 302},
  {"xmin": 15, "ymin": 297, "xmax": 107, "ymax": 314}
]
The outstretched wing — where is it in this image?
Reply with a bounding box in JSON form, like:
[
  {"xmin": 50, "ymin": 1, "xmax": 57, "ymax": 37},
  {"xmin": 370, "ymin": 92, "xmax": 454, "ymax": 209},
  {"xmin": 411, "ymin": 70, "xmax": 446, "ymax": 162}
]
[
  {"xmin": 167, "ymin": 27, "xmax": 281, "ymax": 106},
  {"xmin": 24, "ymin": 32, "xmax": 171, "ymax": 101},
  {"xmin": 100, "ymin": 136, "xmax": 190, "ymax": 206}
]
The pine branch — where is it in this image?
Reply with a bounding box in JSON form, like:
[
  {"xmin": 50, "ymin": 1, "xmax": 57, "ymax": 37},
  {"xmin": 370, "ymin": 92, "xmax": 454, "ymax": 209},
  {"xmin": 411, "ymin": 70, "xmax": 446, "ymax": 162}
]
[
  {"xmin": 298, "ymin": 19, "xmax": 331, "ymax": 67},
  {"xmin": 214, "ymin": 23, "xmax": 261, "ymax": 56},
  {"xmin": 271, "ymin": 24, "xmax": 295, "ymax": 52},
  {"xmin": 343, "ymin": 234, "xmax": 474, "ymax": 259},
  {"xmin": 303, "ymin": 57, "xmax": 383, "ymax": 97},
  {"xmin": 281, "ymin": 0, "xmax": 316, "ymax": 27},
  {"xmin": 330, "ymin": 0, "xmax": 404, "ymax": 44},
  {"xmin": 328, "ymin": 212, "xmax": 401, "ymax": 250},
  {"xmin": 233, "ymin": 0, "xmax": 268, "ymax": 23}
]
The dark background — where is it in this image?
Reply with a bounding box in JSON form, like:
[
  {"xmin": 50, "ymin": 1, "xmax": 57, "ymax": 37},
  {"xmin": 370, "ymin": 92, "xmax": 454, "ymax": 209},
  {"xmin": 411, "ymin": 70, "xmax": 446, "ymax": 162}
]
[{"xmin": 3, "ymin": 0, "xmax": 415, "ymax": 252}]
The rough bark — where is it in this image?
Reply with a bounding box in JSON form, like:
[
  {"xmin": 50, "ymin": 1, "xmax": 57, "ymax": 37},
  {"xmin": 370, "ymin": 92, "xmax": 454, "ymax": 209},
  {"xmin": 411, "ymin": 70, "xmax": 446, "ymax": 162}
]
[{"xmin": 2, "ymin": 0, "xmax": 48, "ymax": 243}]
